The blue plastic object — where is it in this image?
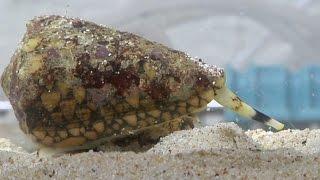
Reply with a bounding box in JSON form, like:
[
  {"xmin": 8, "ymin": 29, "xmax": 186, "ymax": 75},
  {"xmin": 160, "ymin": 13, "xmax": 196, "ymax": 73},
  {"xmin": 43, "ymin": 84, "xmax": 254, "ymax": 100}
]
[{"xmin": 224, "ymin": 65, "xmax": 320, "ymax": 123}]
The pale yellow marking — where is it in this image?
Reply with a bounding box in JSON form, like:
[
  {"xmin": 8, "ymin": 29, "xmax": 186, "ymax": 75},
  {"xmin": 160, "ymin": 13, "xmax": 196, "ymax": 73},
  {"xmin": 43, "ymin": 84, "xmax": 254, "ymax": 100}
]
[
  {"xmin": 60, "ymin": 100, "xmax": 76, "ymax": 120},
  {"xmin": 115, "ymin": 103, "xmax": 124, "ymax": 112},
  {"xmin": 42, "ymin": 136, "xmax": 54, "ymax": 146},
  {"xmin": 126, "ymin": 93, "xmax": 139, "ymax": 108},
  {"xmin": 162, "ymin": 112, "xmax": 172, "ymax": 121},
  {"xmin": 138, "ymin": 120, "xmax": 148, "ymax": 128},
  {"xmin": 148, "ymin": 110, "xmax": 161, "ymax": 118},
  {"xmin": 188, "ymin": 106, "xmax": 200, "ymax": 113},
  {"xmin": 22, "ymin": 37, "xmax": 42, "ymax": 52},
  {"xmin": 28, "ymin": 54, "xmax": 43, "ymax": 73},
  {"xmin": 100, "ymin": 107, "xmax": 114, "ymax": 118},
  {"xmin": 68, "ymin": 128, "xmax": 80, "ymax": 136},
  {"xmin": 177, "ymin": 107, "xmax": 187, "ymax": 114},
  {"xmin": 51, "ymin": 112, "xmax": 63, "ymax": 123},
  {"xmin": 144, "ymin": 62, "xmax": 156, "ymax": 79},
  {"xmin": 87, "ymin": 102, "xmax": 98, "ymax": 111},
  {"xmin": 80, "ymin": 127, "xmax": 85, "ymax": 134},
  {"xmin": 123, "ymin": 114, "xmax": 138, "ymax": 126},
  {"xmin": 84, "ymin": 131, "xmax": 98, "ymax": 140},
  {"xmin": 18, "ymin": 54, "xmax": 44, "ymax": 79},
  {"xmin": 32, "ymin": 130, "xmax": 46, "ymax": 140},
  {"xmin": 57, "ymin": 82, "xmax": 70, "ymax": 97},
  {"xmin": 138, "ymin": 112, "xmax": 146, "ymax": 119},
  {"xmin": 39, "ymin": 117, "xmax": 193, "ymax": 155},
  {"xmin": 168, "ymin": 105, "xmax": 176, "ymax": 111},
  {"xmin": 54, "ymin": 137, "xmax": 86, "ymax": 148},
  {"xmin": 200, "ymin": 90, "xmax": 215, "ymax": 102},
  {"xmin": 57, "ymin": 130, "xmax": 68, "ymax": 139},
  {"xmin": 188, "ymin": 96, "xmax": 199, "ymax": 107},
  {"xmin": 93, "ymin": 121, "xmax": 105, "ymax": 133},
  {"xmin": 178, "ymin": 102, "xmax": 187, "ymax": 107},
  {"xmin": 66, "ymin": 123, "xmax": 79, "ymax": 129},
  {"xmin": 77, "ymin": 108, "xmax": 91, "ymax": 121},
  {"xmin": 49, "ymin": 38, "xmax": 65, "ymax": 49},
  {"xmin": 41, "ymin": 92, "xmax": 61, "ymax": 112},
  {"xmin": 73, "ymin": 87, "xmax": 86, "ymax": 103},
  {"xmin": 200, "ymin": 99, "xmax": 208, "ymax": 107}
]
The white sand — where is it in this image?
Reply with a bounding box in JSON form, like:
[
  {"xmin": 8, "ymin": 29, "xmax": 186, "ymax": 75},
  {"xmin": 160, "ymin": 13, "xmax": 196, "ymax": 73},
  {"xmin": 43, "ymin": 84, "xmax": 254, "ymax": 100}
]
[{"xmin": 1, "ymin": 123, "xmax": 320, "ymax": 179}]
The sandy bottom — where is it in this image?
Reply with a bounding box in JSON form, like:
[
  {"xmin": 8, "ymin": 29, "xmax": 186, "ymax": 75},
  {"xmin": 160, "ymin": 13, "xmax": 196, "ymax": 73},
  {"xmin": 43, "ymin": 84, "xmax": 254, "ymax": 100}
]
[{"xmin": 1, "ymin": 123, "xmax": 320, "ymax": 179}]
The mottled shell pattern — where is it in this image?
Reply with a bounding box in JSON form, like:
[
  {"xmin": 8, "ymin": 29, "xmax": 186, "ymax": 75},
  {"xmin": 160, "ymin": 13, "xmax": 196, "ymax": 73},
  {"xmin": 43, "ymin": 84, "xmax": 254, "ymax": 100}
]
[{"xmin": 1, "ymin": 16, "xmax": 223, "ymax": 148}]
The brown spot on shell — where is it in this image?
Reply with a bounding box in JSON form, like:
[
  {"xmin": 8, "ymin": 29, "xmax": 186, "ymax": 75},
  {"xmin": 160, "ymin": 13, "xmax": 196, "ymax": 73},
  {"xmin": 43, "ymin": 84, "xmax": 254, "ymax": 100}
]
[
  {"xmin": 150, "ymin": 48, "xmax": 164, "ymax": 60},
  {"xmin": 112, "ymin": 123, "xmax": 121, "ymax": 130},
  {"xmin": 47, "ymin": 129, "xmax": 56, "ymax": 137},
  {"xmin": 27, "ymin": 17, "xmax": 47, "ymax": 35},
  {"xmin": 196, "ymin": 73, "xmax": 210, "ymax": 87},
  {"xmin": 97, "ymin": 41, "xmax": 109, "ymax": 45},
  {"xmin": 95, "ymin": 45, "xmax": 109, "ymax": 58},
  {"xmin": 51, "ymin": 112, "xmax": 63, "ymax": 124},
  {"xmin": 87, "ymin": 87, "xmax": 108, "ymax": 106},
  {"xmin": 74, "ymin": 53, "xmax": 105, "ymax": 88},
  {"xmin": 107, "ymin": 67, "xmax": 140, "ymax": 96},
  {"xmin": 47, "ymin": 48, "xmax": 60, "ymax": 60},
  {"xmin": 71, "ymin": 19, "xmax": 84, "ymax": 28},
  {"xmin": 74, "ymin": 53, "xmax": 140, "ymax": 95},
  {"xmin": 25, "ymin": 106, "xmax": 47, "ymax": 129},
  {"xmin": 76, "ymin": 108, "xmax": 91, "ymax": 121},
  {"xmin": 147, "ymin": 80, "xmax": 169, "ymax": 101}
]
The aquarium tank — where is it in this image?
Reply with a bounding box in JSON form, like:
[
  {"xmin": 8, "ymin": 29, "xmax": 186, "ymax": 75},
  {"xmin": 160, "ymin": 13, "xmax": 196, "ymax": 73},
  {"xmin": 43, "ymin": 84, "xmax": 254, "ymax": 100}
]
[
  {"xmin": 0, "ymin": 1, "xmax": 320, "ymax": 178},
  {"xmin": 2, "ymin": 0, "xmax": 319, "ymax": 136}
]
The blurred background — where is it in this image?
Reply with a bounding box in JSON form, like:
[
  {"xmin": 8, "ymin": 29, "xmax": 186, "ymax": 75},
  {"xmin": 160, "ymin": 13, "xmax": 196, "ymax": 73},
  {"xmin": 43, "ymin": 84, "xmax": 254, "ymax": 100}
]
[{"xmin": 0, "ymin": 0, "xmax": 320, "ymax": 147}]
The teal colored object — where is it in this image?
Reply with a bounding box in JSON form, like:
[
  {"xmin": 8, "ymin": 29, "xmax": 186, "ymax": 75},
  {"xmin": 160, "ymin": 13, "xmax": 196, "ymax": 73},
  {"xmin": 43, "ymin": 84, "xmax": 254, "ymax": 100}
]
[{"xmin": 224, "ymin": 65, "xmax": 320, "ymax": 123}]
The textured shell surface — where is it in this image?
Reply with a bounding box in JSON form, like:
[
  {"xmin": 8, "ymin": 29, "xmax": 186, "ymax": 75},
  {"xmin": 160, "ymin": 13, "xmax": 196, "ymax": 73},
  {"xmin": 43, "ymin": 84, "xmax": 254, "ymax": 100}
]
[{"xmin": 1, "ymin": 15, "xmax": 224, "ymax": 148}]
